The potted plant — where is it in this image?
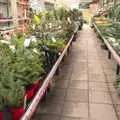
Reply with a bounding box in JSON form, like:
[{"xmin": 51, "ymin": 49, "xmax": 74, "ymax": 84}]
[
  {"xmin": 0, "ymin": 56, "xmax": 25, "ymax": 120},
  {"xmin": 1, "ymin": 35, "xmax": 44, "ymax": 102},
  {"xmin": 11, "ymin": 46, "xmax": 44, "ymax": 101}
]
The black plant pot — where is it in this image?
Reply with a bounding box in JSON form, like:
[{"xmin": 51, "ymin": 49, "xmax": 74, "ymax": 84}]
[
  {"xmin": 78, "ymin": 25, "xmax": 82, "ymax": 30},
  {"xmin": 73, "ymin": 32, "xmax": 77, "ymax": 41},
  {"xmin": 100, "ymin": 44, "xmax": 108, "ymax": 50},
  {"xmin": 0, "ymin": 106, "xmax": 12, "ymax": 120}
]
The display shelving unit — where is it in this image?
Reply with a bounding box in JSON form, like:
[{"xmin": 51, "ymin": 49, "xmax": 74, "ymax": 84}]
[
  {"xmin": 99, "ymin": 0, "xmax": 120, "ymax": 9},
  {"xmin": 17, "ymin": 0, "xmax": 29, "ymax": 33},
  {"xmin": 0, "ymin": 0, "xmax": 14, "ymax": 35},
  {"xmin": 0, "ymin": 0, "xmax": 29, "ymax": 36},
  {"xmin": 44, "ymin": 0, "xmax": 55, "ymax": 11}
]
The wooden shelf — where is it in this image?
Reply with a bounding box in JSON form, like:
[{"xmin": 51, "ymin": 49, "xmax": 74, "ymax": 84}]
[
  {"xmin": 0, "ymin": 29, "xmax": 14, "ymax": 34},
  {"xmin": 0, "ymin": 2, "xmax": 8, "ymax": 5},
  {"xmin": 45, "ymin": 0, "xmax": 54, "ymax": 4},
  {"xmin": 17, "ymin": 1, "xmax": 28, "ymax": 6},
  {"xmin": 18, "ymin": 18, "xmax": 29, "ymax": 21}
]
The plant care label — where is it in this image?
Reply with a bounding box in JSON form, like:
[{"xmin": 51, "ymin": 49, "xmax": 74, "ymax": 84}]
[
  {"xmin": 33, "ymin": 48, "xmax": 39, "ymax": 54},
  {"xmin": 32, "ymin": 24, "xmax": 36, "ymax": 30},
  {"xmin": 52, "ymin": 37, "xmax": 56, "ymax": 43},
  {"xmin": 49, "ymin": 23, "xmax": 52, "ymax": 28},
  {"xmin": 9, "ymin": 45, "xmax": 15, "ymax": 53},
  {"xmin": 24, "ymin": 38, "xmax": 31, "ymax": 48},
  {"xmin": 59, "ymin": 25, "xmax": 62, "ymax": 29},
  {"xmin": 31, "ymin": 36, "xmax": 37, "ymax": 42},
  {"xmin": 109, "ymin": 37, "xmax": 116, "ymax": 42},
  {"xmin": 58, "ymin": 52, "xmax": 61, "ymax": 55},
  {"xmin": 67, "ymin": 17, "xmax": 71, "ymax": 24}
]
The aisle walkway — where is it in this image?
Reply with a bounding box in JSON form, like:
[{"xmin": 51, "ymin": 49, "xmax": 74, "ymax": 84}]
[{"xmin": 33, "ymin": 25, "xmax": 120, "ymax": 120}]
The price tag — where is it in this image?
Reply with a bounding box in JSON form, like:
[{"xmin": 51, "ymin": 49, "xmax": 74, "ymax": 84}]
[
  {"xmin": 33, "ymin": 48, "xmax": 39, "ymax": 54},
  {"xmin": 31, "ymin": 36, "xmax": 37, "ymax": 42},
  {"xmin": 59, "ymin": 25, "xmax": 62, "ymax": 29},
  {"xmin": 49, "ymin": 23, "xmax": 52, "ymax": 28},
  {"xmin": 52, "ymin": 37, "xmax": 56, "ymax": 43},
  {"xmin": 24, "ymin": 38, "xmax": 31, "ymax": 48},
  {"xmin": 67, "ymin": 17, "xmax": 71, "ymax": 24},
  {"xmin": 9, "ymin": 45, "xmax": 15, "ymax": 52},
  {"xmin": 58, "ymin": 52, "xmax": 61, "ymax": 55},
  {"xmin": 32, "ymin": 24, "xmax": 36, "ymax": 30},
  {"xmin": 109, "ymin": 37, "xmax": 116, "ymax": 42}
]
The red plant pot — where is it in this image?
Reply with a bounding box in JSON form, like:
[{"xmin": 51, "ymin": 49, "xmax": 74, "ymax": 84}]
[
  {"xmin": 11, "ymin": 108, "xmax": 25, "ymax": 120},
  {"xmin": 25, "ymin": 80, "xmax": 41, "ymax": 101},
  {"xmin": 33, "ymin": 80, "xmax": 41, "ymax": 90},
  {"xmin": 25, "ymin": 87, "xmax": 34, "ymax": 101},
  {"xmin": 0, "ymin": 107, "xmax": 25, "ymax": 120},
  {"xmin": 0, "ymin": 112, "xmax": 2, "ymax": 119}
]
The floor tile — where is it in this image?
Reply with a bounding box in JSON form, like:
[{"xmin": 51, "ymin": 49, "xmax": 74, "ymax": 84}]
[
  {"xmin": 46, "ymin": 89, "xmax": 66, "ymax": 103},
  {"xmin": 71, "ymin": 73, "xmax": 88, "ymax": 81},
  {"xmin": 90, "ymin": 103, "xmax": 117, "ymax": 120},
  {"xmin": 89, "ymin": 82, "xmax": 108, "ymax": 92},
  {"xmin": 111, "ymin": 92, "xmax": 120, "ymax": 105},
  {"xmin": 89, "ymin": 74, "xmax": 106, "ymax": 82},
  {"xmin": 69, "ymin": 80, "xmax": 88, "ymax": 90},
  {"xmin": 65, "ymin": 89, "xmax": 88, "ymax": 102},
  {"xmin": 62, "ymin": 102, "xmax": 88, "ymax": 118},
  {"xmin": 55, "ymin": 80, "xmax": 69, "ymax": 89},
  {"xmin": 60, "ymin": 117, "xmax": 88, "ymax": 120},
  {"xmin": 106, "ymin": 75, "xmax": 116, "ymax": 83},
  {"xmin": 104, "ymin": 69, "xmax": 116, "ymax": 76},
  {"xmin": 36, "ymin": 102, "xmax": 63, "ymax": 115},
  {"xmin": 32, "ymin": 115, "xmax": 60, "ymax": 120},
  {"xmin": 89, "ymin": 91, "xmax": 112, "ymax": 104}
]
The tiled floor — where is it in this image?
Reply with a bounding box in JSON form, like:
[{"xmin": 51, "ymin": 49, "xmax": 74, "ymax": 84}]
[{"xmin": 32, "ymin": 25, "xmax": 120, "ymax": 120}]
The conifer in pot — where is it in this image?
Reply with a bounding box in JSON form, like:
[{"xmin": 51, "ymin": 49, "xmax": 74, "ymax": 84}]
[{"xmin": 0, "ymin": 56, "xmax": 25, "ymax": 120}]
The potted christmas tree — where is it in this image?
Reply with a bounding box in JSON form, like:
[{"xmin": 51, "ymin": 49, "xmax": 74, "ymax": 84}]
[{"xmin": 0, "ymin": 56, "xmax": 25, "ymax": 120}]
